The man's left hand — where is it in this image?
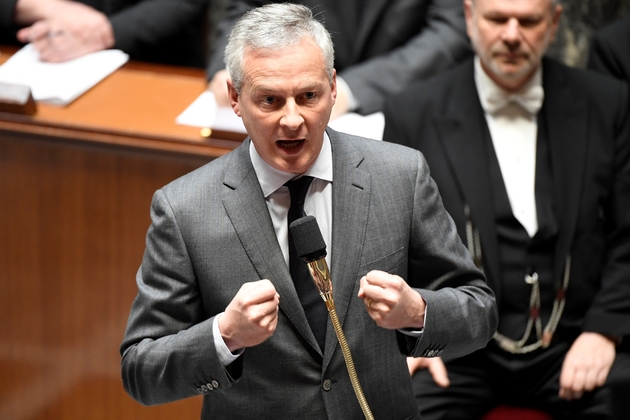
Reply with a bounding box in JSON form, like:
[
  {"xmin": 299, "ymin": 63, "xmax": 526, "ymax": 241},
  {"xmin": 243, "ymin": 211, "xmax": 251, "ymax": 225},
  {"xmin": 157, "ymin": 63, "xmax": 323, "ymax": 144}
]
[
  {"xmin": 358, "ymin": 270, "xmax": 425, "ymax": 330},
  {"xmin": 559, "ymin": 332, "xmax": 616, "ymax": 400}
]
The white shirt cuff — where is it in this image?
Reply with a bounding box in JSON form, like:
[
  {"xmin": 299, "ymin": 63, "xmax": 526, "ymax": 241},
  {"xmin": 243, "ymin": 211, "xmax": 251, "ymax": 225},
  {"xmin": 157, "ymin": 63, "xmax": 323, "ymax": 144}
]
[
  {"xmin": 213, "ymin": 312, "xmax": 244, "ymax": 366},
  {"xmin": 398, "ymin": 293, "xmax": 427, "ymax": 337}
]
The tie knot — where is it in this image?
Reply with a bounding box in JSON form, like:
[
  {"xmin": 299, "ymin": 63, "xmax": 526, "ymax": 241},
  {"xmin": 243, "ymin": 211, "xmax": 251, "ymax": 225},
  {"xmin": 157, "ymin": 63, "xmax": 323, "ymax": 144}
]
[
  {"xmin": 485, "ymin": 85, "xmax": 544, "ymax": 115},
  {"xmin": 285, "ymin": 176, "xmax": 314, "ymax": 209}
]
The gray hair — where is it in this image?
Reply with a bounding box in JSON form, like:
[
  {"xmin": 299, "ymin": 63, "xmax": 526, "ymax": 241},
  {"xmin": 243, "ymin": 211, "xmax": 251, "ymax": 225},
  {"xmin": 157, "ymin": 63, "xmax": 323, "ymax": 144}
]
[
  {"xmin": 224, "ymin": 3, "xmax": 335, "ymax": 94},
  {"xmin": 470, "ymin": 0, "xmax": 560, "ymax": 6}
]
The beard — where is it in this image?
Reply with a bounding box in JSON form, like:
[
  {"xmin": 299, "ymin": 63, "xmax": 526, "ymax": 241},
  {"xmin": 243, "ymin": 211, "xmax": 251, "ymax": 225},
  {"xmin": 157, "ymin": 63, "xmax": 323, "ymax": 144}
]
[{"xmin": 481, "ymin": 45, "xmax": 538, "ymax": 87}]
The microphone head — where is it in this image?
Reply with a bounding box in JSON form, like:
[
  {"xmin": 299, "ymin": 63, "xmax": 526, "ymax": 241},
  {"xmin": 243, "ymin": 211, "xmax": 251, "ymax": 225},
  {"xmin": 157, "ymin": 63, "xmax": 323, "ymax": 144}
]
[{"xmin": 289, "ymin": 215, "xmax": 327, "ymax": 263}]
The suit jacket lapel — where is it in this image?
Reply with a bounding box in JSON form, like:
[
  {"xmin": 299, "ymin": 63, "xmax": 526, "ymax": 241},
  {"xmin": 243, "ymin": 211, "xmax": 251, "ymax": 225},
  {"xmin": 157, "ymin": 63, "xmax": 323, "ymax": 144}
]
[
  {"xmin": 221, "ymin": 140, "xmax": 322, "ymax": 353},
  {"xmin": 323, "ymin": 130, "xmax": 372, "ymax": 366},
  {"xmin": 432, "ymin": 61, "xmax": 503, "ymax": 294},
  {"xmin": 541, "ymin": 59, "xmax": 589, "ymax": 279}
]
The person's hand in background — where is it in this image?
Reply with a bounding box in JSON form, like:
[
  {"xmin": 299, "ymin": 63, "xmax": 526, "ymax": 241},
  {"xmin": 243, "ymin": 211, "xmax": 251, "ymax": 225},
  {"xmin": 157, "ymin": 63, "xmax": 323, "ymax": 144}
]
[
  {"xmin": 407, "ymin": 356, "xmax": 450, "ymax": 388},
  {"xmin": 16, "ymin": 0, "xmax": 114, "ymax": 62},
  {"xmin": 208, "ymin": 69, "xmax": 231, "ymax": 106}
]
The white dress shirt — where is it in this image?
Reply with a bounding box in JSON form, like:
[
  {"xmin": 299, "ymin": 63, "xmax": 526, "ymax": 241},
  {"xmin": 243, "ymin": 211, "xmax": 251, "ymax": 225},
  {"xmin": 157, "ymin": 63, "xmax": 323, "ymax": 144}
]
[
  {"xmin": 213, "ymin": 135, "xmax": 334, "ymax": 365},
  {"xmin": 474, "ymin": 57, "xmax": 543, "ymax": 237}
]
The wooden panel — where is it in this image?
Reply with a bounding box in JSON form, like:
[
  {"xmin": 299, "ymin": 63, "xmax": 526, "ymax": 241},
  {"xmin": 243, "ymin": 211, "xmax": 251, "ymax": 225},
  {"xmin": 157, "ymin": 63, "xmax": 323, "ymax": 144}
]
[
  {"xmin": 0, "ymin": 126, "xmax": 208, "ymax": 419},
  {"xmin": 0, "ymin": 46, "xmax": 249, "ymax": 418}
]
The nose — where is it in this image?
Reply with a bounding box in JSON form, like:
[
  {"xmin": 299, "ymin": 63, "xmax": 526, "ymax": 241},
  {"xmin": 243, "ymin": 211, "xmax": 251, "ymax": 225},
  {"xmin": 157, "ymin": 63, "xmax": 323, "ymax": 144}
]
[
  {"xmin": 501, "ymin": 18, "xmax": 521, "ymax": 47},
  {"xmin": 280, "ymin": 99, "xmax": 304, "ymax": 131}
]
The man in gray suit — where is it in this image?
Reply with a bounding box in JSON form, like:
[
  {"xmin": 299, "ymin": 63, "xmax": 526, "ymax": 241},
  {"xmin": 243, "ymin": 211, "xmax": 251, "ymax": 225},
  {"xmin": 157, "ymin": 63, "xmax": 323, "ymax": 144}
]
[
  {"xmin": 120, "ymin": 3, "xmax": 497, "ymax": 418},
  {"xmin": 207, "ymin": 0, "xmax": 472, "ymax": 119}
]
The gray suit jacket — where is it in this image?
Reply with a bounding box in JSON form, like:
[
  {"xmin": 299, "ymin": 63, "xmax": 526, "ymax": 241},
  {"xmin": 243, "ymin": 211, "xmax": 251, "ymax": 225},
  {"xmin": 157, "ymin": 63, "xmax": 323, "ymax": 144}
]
[
  {"xmin": 207, "ymin": 0, "xmax": 472, "ymax": 114},
  {"xmin": 120, "ymin": 129, "xmax": 497, "ymax": 418}
]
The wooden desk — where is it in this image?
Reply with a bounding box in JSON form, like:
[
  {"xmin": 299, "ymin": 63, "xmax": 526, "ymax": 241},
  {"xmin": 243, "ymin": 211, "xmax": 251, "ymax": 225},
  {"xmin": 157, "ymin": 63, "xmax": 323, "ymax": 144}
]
[{"xmin": 0, "ymin": 49, "xmax": 244, "ymax": 419}]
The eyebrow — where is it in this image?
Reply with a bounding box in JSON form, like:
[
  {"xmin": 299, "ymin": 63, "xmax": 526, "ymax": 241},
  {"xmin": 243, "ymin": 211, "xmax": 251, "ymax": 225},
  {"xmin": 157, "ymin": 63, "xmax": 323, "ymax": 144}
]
[
  {"xmin": 484, "ymin": 11, "xmax": 544, "ymax": 20},
  {"xmin": 252, "ymin": 82, "xmax": 326, "ymax": 95}
]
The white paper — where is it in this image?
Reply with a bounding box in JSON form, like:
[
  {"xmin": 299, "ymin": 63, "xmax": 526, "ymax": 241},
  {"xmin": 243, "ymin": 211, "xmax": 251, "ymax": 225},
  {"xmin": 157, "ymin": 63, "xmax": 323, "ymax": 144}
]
[
  {"xmin": 0, "ymin": 44, "xmax": 129, "ymax": 106},
  {"xmin": 175, "ymin": 90, "xmax": 247, "ymax": 133},
  {"xmin": 328, "ymin": 111, "xmax": 384, "ymax": 141},
  {"xmin": 176, "ymin": 90, "xmax": 384, "ymax": 140}
]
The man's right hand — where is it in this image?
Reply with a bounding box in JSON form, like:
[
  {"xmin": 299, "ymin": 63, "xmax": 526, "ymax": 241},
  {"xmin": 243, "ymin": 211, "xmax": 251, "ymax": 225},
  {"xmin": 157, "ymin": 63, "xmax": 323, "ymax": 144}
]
[
  {"xmin": 407, "ymin": 356, "xmax": 450, "ymax": 388},
  {"xmin": 219, "ymin": 279, "xmax": 280, "ymax": 352}
]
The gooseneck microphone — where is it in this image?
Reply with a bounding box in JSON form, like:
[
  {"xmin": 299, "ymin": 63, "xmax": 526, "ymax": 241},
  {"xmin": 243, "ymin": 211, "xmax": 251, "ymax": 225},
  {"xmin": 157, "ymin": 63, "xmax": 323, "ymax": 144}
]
[
  {"xmin": 290, "ymin": 216, "xmax": 374, "ymax": 420},
  {"xmin": 289, "ymin": 215, "xmax": 332, "ymax": 303}
]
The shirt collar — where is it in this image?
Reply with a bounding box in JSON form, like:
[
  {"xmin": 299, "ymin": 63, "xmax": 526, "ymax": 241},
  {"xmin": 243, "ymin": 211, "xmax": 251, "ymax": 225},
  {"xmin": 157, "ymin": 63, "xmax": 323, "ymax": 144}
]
[
  {"xmin": 249, "ymin": 132, "xmax": 333, "ymax": 198},
  {"xmin": 474, "ymin": 56, "xmax": 543, "ymax": 114}
]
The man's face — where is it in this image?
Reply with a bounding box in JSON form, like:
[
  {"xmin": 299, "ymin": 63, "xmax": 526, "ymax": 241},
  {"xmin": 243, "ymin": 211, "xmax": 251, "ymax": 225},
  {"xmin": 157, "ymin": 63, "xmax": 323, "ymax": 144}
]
[
  {"xmin": 465, "ymin": 0, "xmax": 562, "ymax": 91},
  {"xmin": 228, "ymin": 37, "xmax": 336, "ymax": 174}
]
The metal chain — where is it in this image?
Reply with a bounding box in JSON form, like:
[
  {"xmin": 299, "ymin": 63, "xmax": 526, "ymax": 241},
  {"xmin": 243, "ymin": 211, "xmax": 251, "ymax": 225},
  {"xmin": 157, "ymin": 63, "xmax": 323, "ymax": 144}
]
[
  {"xmin": 465, "ymin": 206, "xmax": 571, "ymax": 354},
  {"xmin": 493, "ymin": 256, "xmax": 571, "ymax": 354}
]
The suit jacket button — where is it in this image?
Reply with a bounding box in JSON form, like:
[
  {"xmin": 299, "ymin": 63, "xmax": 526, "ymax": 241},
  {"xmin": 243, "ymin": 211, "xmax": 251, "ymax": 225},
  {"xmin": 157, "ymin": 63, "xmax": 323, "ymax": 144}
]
[
  {"xmin": 196, "ymin": 388, "xmax": 203, "ymax": 394},
  {"xmin": 206, "ymin": 383, "xmax": 214, "ymax": 391},
  {"xmin": 322, "ymin": 379, "xmax": 332, "ymax": 391},
  {"xmin": 211, "ymin": 380, "xmax": 219, "ymax": 388},
  {"xmin": 200, "ymin": 385, "xmax": 208, "ymax": 393}
]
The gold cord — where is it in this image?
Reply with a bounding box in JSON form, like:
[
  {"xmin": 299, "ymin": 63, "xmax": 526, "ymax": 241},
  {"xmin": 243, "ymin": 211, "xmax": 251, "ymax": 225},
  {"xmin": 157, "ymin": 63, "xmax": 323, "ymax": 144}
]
[
  {"xmin": 307, "ymin": 259, "xmax": 374, "ymax": 420},
  {"xmin": 329, "ymin": 307, "xmax": 374, "ymax": 420}
]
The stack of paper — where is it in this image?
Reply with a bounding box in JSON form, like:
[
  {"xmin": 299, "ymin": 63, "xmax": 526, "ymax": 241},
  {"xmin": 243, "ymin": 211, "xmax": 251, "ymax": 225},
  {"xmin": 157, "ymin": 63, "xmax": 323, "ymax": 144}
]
[{"xmin": 0, "ymin": 44, "xmax": 128, "ymax": 106}]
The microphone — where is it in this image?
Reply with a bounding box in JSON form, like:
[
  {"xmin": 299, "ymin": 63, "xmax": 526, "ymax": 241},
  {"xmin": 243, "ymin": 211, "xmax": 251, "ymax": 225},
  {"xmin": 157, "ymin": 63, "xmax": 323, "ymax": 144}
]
[
  {"xmin": 289, "ymin": 215, "xmax": 374, "ymax": 420},
  {"xmin": 289, "ymin": 215, "xmax": 333, "ymax": 309}
]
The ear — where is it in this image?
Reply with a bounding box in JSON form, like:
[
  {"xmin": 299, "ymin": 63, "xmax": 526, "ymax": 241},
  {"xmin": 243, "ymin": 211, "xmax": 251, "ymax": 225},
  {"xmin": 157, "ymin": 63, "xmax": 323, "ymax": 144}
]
[
  {"xmin": 227, "ymin": 79, "xmax": 241, "ymax": 116},
  {"xmin": 331, "ymin": 69, "xmax": 337, "ymax": 103},
  {"xmin": 549, "ymin": 4, "xmax": 563, "ymax": 42},
  {"xmin": 464, "ymin": 0, "xmax": 474, "ymax": 40}
]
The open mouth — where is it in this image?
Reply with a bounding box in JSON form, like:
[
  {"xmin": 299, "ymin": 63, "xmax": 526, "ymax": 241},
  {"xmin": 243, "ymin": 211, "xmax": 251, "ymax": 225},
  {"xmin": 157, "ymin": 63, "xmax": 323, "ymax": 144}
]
[{"xmin": 277, "ymin": 139, "xmax": 305, "ymax": 149}]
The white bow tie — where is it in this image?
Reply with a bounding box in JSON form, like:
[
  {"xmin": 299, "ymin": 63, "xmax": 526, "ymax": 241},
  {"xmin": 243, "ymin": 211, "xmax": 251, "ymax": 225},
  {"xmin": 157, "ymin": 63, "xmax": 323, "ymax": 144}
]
[{"xmin": 485, "ymin": 85, "xmax": 544, "ymax": 115}]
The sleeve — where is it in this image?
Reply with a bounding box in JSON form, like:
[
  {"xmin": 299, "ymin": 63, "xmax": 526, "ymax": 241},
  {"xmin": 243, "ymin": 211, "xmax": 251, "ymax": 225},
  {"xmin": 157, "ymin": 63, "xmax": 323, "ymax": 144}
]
[
  {"xmin": 583, "ymin": 80, "xmax": 630, "ymax": 338},
  {"xmin": 382, "ymin": 90, "xmax": 417, "ymax": 149},
  {"xmin": 120, "ymin": 189, "xmax": 235, "ymax": 406},
  {"xmin": 0, "ymin": 0, "xmax": 18, "ymax": 28},
  {"xmin": 587, "ymin": 30, "xmax": 620, "ymax": 78},
  {"xmin": 341, "ymin": 0, "xmax": 471, "ymax": 115},
  {"xmin": 587, "ymin": 18, "xmax": 630, "ymax": 81},
  {"xmin": 108, "ymin": 0, "xmax": 208, "ymax": 54},
  {"xmin": 399, "ymin": 150, "xmax": 498, "ymax": 359},
  {"xmin": 0, "ymin": 0, "xmax": 19, "ymax": 43}
]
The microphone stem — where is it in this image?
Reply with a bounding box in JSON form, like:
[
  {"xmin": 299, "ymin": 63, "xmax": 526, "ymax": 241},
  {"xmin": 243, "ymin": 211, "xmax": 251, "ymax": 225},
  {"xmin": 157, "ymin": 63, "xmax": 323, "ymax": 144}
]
[{"xmin": 307, "ymin": 260, "xmax": 374, "ymax": 420}]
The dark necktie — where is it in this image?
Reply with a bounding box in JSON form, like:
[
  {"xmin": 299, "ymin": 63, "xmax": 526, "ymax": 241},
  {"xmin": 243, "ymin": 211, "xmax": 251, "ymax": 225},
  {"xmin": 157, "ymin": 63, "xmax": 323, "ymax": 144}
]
[{"xmin": 286, "ymin": 176, "xmax": 327, "ymax": 351}]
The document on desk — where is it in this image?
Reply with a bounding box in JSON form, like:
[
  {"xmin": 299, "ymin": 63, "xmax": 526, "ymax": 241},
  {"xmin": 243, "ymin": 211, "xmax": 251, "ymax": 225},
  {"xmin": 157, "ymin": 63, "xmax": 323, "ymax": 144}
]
[
  {"xmin": 329, "ymin": 112, "xmax": 384, "ymax": 141},
  {"xmin": 0, "ymin": 44, "xmax": 128, "ymax": 106},
  {"xmin": 176, "ymin": 90, "xmax": 384, "ymax": 140},
  {"xmin": 176, "ymin": 91, "xmax": 248, "ymax": 134}
]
